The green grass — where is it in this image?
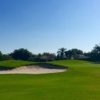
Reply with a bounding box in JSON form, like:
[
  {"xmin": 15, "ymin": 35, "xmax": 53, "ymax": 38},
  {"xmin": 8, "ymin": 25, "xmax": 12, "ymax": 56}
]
[
  {"xmin": 0, "ymin": 60, "xmax": 100, "ymax": 100},
  {"xmin": 0, "ymin": 60, "xmax": 37, "ymax": 68}
]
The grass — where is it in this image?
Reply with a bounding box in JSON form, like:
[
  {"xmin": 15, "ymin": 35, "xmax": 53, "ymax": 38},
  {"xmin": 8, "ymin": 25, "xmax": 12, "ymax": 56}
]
[
  {"xmin": 0, "ymin": 60, "xmax": 100, "ymax": 100},
  {"xmin": 0, "ymin": 60, "xmax": 37, "ymax": 68}
]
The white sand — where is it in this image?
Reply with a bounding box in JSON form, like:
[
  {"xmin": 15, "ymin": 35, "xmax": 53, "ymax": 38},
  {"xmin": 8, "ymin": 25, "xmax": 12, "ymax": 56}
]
[{"xmin": 0, "ymin": 64, "xmax": 67, "ymax": 74}]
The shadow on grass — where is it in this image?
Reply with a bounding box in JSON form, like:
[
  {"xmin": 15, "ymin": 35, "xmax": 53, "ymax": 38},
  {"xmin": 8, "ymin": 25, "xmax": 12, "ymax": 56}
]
[
  {"xmin": 0, "ymin": 67, "xmax": 13, "ymax": 71},
  {"xmin": 32, "ymin": 63, "xmax": 68, "ymax": 69}
]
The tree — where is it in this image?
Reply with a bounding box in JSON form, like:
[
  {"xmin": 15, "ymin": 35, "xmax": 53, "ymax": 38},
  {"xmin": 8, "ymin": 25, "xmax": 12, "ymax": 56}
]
[
  {"xmin": 65, "ymin": 49, "xmax": 83, "ymax": 59},
  {"xmin": 40, "ymin": 52, "xmax": 56, "ymax": 62},
  {"xmin": 2, "ymin": 54, "xmax": 11, "ymax": 60},
  {"xmin": 11, "ymin": 48, "xmax": 32, "ymax": 61},
  {"xmin": 57, "ymin": 48, "xmax": 66, "ymax": 60},
  {"xmin": 91, "ymin": 44, "xmax": 100, "ymax": 61},
  {"xmin": 65, "ymin": 50, "xmax": 73, "ymax": 59},
  {"xmin": 0, "ymin": 51, "xmax": 3, "ymax": 61},
  {"xmin": 27, "ymin": 54, "xmax": 37, "ymax": 61},
  {"xmin": 71, "ymin": 49, "xmax": 83, "ymax": 59}
]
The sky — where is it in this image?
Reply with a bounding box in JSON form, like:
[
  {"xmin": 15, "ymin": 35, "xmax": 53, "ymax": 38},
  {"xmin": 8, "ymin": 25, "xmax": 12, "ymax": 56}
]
[{"xmin": 0, "ymin": 0, "xmax": 100, "ymax": 54}]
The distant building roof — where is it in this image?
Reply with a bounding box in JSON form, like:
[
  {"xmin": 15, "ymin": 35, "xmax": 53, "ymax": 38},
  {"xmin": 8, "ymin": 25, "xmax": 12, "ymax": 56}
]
[{"xmin": 78, "ymin": 55, "xmax": 89, "ymax": 59}]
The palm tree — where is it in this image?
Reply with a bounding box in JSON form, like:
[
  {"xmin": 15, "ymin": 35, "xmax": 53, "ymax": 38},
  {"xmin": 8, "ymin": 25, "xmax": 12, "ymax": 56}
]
[
  {"xmin": 57, "ymin": 50, "xmax": 61, "ymax": 60},
  {"xmin": 57, "ymin": 48, "xmax": 66, "ymax": 60}
]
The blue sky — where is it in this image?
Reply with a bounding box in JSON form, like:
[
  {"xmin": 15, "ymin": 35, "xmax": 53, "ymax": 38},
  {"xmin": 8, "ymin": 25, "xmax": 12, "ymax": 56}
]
[{"xmin": 0, "ymin": 0, "xmax": 100, "ymax": 54}]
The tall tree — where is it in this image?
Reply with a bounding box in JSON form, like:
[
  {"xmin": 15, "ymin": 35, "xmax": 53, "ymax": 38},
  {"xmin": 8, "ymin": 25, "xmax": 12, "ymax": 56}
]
[
  {"xmin": 57, "ymin": 48, "xmax": 66, "ymax": 59},
  {"xmin": 0, "ymin": 51, "xmax": 3, "ymax": 61},
  {"xmin": 91, "ymin": 44, "xmax": 100, "ymax": 61},
  {"xmin": 65, "ymin": 50, "xmax": 73, "ymax": 59}
]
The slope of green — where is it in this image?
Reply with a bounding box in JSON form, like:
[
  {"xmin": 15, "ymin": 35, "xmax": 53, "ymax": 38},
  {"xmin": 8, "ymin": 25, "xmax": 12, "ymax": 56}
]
[
  {"xmin": 50, "ymin": 60, "xmax": 91, "ymax": 66},
  {"xmin": 0, "ymin": 60, "xmax": 100, "ymax": 100},
  {"xmin": 0, "ymin": 60, "xmax": 37, "ymax": 68}
]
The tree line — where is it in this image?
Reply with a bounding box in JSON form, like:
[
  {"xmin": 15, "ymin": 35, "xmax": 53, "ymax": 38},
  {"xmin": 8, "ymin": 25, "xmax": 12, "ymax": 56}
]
[{"xmin": 0, "ymin": 43, "xmax": 100, "ymax": 62}]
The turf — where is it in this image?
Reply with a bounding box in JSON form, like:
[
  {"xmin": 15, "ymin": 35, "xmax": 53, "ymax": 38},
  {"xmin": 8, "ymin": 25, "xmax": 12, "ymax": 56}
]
[
  {"xmin": 0, "ymin": 60, "xmax": 37, "ymax": 68},
  {"xmin": 0, "ymin": 60, "xmax": 100, "ymax": 100}
]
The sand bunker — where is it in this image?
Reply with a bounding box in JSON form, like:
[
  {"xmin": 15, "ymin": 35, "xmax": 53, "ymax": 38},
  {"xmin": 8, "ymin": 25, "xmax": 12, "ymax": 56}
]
[{"xmin": 0, "ymin": 64, "xmax": 67, "ymax": 74}]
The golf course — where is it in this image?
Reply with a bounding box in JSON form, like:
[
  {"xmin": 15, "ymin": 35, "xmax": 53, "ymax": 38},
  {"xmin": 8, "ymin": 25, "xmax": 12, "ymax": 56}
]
[
  {"xmin": 0, "ymin": 60, "xmax": 100, "ymax": 100},
  {"xmin": 1, "ymin": 0, "xmax": 100, "ymax": 99}
]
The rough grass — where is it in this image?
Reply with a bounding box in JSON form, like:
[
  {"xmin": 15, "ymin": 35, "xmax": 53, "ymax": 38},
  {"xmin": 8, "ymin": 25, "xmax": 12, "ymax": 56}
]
[{"xmin": 0, "ymin": 60, "xmax": 100, "ymax": 100}]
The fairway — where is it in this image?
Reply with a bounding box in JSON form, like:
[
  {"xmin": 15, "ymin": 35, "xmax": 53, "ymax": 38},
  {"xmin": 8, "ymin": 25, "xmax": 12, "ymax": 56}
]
[{"xmin": 0, "ymin": 60, "xmax": 100, "ymax": 100}]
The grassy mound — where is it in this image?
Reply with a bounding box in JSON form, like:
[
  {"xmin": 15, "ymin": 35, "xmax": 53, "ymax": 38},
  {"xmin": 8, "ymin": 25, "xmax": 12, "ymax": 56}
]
[{"xmin": 0, "ymin": 60, "xmax": 37, "ymax": 68}]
